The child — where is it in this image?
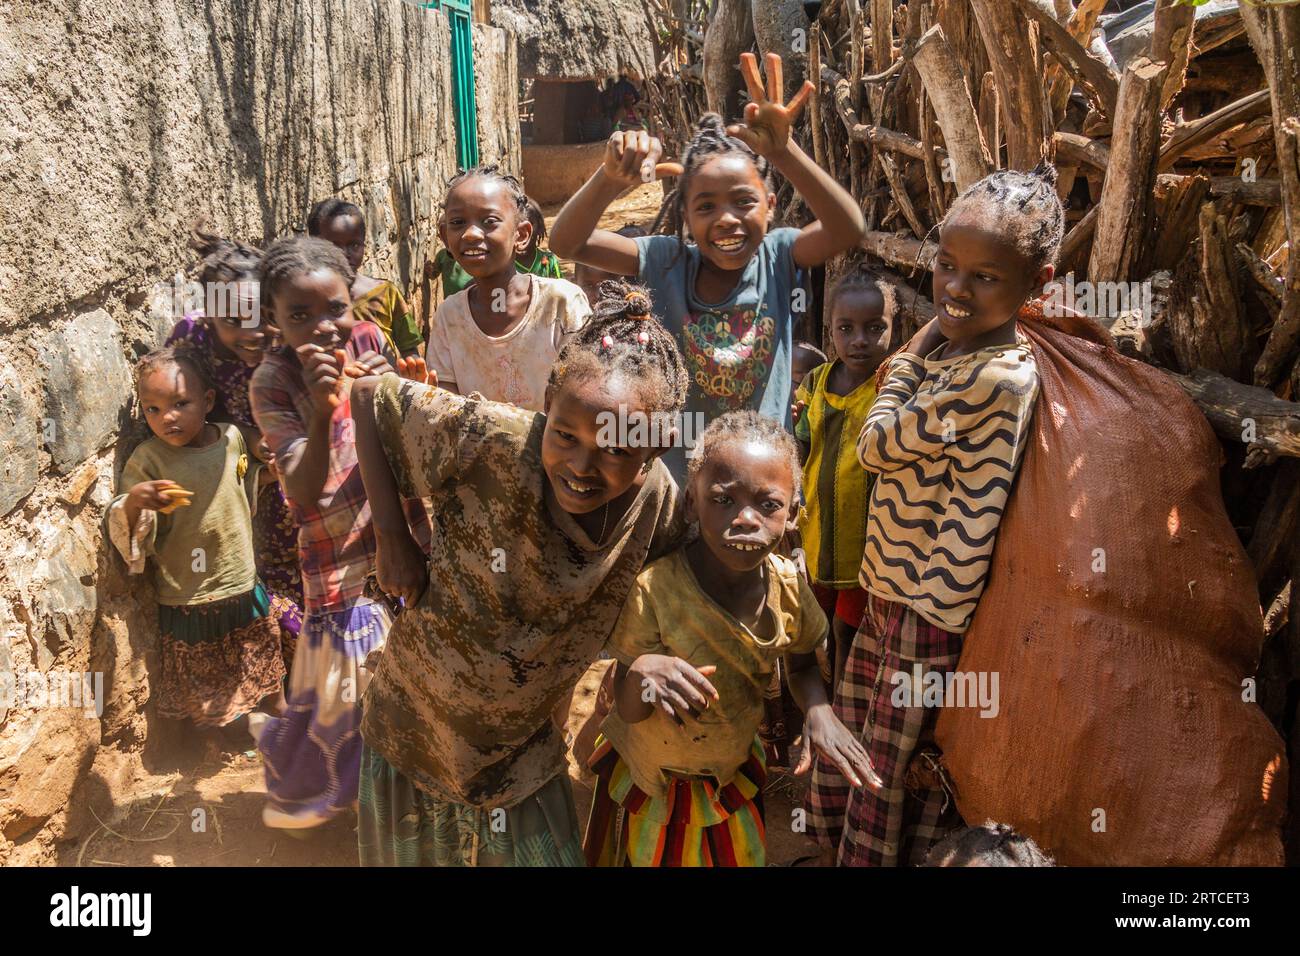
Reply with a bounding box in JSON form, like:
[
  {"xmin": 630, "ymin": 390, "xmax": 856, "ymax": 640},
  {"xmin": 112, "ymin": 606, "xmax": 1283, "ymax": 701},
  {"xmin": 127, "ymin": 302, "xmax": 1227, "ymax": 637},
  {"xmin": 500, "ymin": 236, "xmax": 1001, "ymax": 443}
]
[
  {"xmin": 167, "ymin": 230, "xmax": 303, "ymax": 664},
  {"xmin": 795, "ymin": 266, "xmax": 896, "ymax": 690},
  {"xmin": 790, "ymin": 340, "xmax": 827, "ymax": 412},
  {"xmin": 573, "ymin": 223, "xmax": 646, "ymax": 307},
  {"xmin": 107, "ymin": 348, "xmax": 285, "ymax": 728},
  {"xmin": 924, "ymin": 822, "xmax": 1055, "ymax": 867},
  {"xmin": 249, "ymin": 236, "xmax": 431, "ymax": 830},
  {"xmin": 550, "ymin": 52, "xmax": 866, "ymax": 481},
  {"xmin": 515, "ymin": 197, "xmax": 565, "ymax": 279},
  {"xmin": 425, "ymin": 165, "xmax": 591, "ymax": 413},
  {"xmin": 351, "ymin": 281, "xmax": 687, "ymax": 867},
  {"xmin": 308, "ymin": 198, "xmax": 424, "ymax": 358},
  {"xmin": 809, "ymin": 166, "xmax": 1060, "ymax": 867},
  {"xmin": 584, "ymin": 411, "xmax": 877, "ymax": 867}
]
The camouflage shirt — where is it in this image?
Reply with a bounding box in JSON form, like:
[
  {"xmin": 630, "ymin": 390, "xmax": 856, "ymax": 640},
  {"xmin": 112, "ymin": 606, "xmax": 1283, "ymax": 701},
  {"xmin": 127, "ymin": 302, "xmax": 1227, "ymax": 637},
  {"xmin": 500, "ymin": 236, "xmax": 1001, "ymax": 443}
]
[{"xmin": 360, "ymin": 374, "xmax": 684, "ymax": 808}]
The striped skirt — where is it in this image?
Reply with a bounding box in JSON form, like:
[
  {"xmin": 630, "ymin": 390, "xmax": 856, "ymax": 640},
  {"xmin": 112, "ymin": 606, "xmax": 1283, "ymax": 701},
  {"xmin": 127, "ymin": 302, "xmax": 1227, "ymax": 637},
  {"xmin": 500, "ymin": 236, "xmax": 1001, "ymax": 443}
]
[
  {"xmin": 357, "ymin": 746, "xmax": 585, "ymax": 867},
  {"xmin": 259, "ymin": 600, "xmax": 390, "ymax": 824},
  {"xmin": 155, "ymin": 583, "xmax": 288, "ymax": 727},
  {"xmin": 805, "ymin": 594, "xmax": 964, "ymax": 866},
  {"xmin": 584, "ymin": 735, "xmax": 767, "ymax": 867}
]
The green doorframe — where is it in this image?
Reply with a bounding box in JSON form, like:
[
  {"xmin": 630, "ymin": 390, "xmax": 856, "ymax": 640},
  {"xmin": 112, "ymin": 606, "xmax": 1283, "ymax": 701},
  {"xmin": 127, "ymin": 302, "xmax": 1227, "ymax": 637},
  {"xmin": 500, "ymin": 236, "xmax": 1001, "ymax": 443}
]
[{"xmin": 422, "ymin": 0, "xmax": 479, "ymax": 169}]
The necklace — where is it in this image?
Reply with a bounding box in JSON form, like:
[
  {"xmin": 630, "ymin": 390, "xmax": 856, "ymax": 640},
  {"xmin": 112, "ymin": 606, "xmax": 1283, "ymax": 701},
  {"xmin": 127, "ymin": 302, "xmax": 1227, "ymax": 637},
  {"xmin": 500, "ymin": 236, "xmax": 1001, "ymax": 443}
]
[{"xmin": 597, "ymin": 503, "xmax": 610, "ymax": 545}]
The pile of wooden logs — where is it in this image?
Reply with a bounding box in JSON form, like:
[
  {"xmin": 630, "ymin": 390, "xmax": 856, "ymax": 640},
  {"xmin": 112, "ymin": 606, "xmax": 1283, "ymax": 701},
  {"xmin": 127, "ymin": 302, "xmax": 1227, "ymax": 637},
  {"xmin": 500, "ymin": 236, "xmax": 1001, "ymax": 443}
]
[{"xmin": 641, "ymin": 0, "xmax": 1300, "ymax": 854}]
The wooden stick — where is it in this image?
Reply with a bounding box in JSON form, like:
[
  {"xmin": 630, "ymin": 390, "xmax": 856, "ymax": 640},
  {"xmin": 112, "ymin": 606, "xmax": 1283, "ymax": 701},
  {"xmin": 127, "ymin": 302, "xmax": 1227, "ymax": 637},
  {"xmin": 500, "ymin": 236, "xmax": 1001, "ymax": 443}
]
[
  {"xmin": 861, "ymin": 230, "xmax": 938, "ymax": 273},
  {"xmin": 820, "ymin": 65, "xmax": 934, "ymax": 161},
  {"xmin": 1089, "ymin": 55, "xmax": 1169, "ymax": 285},
  {"xmin": 809, "ymin": 23, "xmax": 827, "ymax": 171},
  {"xmin": 879, "ymin": 152, "xmax": 928, "ymax": 239},
  {"xmin": 1010, "ymin": 0, "xmax": 1119, "ymax": 119},
  {"xmin": 978, "ymin": 72, "xmax": 1000, "ymax": 168},
  {"xmin": 912, "ymin": 24, "xmax": 993, "ymax": 192},
  {"xmin": 1052, "ymin": 131, "xmax": 1110, "ymax": 172},
  {"xmin": 1170, "ymin": 368, "xmax": 1300, "ymax": 459},
  {"xmin": 1150, "ymin": 0, "xmax": 1195, "ymax": 111},
  {"xmin": 1158, "ymin": 90, "xmax": 1271, "ymax": 171},
  {"xmin": 1209, "ymin": 177, "xmax": 1284, "ymax": 207},
  {"xmin": 969, "ymin": 0, "xmax": 1048, "ymax": 169}
]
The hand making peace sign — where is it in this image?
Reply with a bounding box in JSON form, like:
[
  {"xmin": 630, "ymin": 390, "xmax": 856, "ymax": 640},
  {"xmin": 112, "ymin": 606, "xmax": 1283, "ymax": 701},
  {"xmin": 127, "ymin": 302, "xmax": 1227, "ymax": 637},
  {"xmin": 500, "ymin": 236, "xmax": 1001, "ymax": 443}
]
[{"xmin": 727, "ymin": 51, "xmax": 814, "ymax": 159}]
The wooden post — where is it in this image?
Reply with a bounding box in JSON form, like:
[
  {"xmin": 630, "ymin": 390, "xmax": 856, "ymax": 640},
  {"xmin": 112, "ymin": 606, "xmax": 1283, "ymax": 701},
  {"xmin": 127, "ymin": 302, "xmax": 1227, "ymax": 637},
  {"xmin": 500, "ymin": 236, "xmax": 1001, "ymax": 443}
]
[
  {"xmin": 1088, "ymin": 55, "xmax": 1169, "ymax": 285},
  {"xmin": 912, "ymin": 25, "xmax": 993, "ymax": 192},
  {"xmin": 968, "ymin": 0, "xmax": 1048, "ymax": 170}
]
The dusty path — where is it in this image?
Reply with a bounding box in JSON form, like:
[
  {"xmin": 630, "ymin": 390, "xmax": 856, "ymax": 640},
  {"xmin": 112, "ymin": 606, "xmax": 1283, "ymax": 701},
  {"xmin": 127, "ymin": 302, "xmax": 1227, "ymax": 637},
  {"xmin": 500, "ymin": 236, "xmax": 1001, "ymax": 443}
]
[{"xmin": 61, "ymin": 661, "xmax": 821, "ymax": 867}]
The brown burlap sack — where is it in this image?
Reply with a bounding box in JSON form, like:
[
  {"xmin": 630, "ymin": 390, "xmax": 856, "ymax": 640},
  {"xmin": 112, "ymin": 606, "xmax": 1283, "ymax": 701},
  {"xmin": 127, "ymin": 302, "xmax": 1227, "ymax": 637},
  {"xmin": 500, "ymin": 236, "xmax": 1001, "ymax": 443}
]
[{"xmin": 932, "ymin": 306, "xmax": 1287, "ymax": 866}]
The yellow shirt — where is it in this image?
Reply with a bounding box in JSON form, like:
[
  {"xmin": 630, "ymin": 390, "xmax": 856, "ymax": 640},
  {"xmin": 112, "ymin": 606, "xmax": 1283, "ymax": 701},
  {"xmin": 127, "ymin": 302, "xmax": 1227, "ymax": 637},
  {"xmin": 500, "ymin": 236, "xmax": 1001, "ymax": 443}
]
[
  {"xmin": 601, "ymin": 549, "xmax": 827, "ymax": 803},
  {"xmin": 795, "ymin": 362, "xmax": 877, "ymax": 587}
]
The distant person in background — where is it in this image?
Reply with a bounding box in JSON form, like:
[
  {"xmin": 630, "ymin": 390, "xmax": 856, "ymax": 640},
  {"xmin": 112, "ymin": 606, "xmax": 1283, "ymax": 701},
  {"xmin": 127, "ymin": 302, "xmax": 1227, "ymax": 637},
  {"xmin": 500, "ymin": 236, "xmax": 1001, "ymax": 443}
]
[
  {"xmin": 515, "ymin": 198, "xmax": 565, "ymax": 279},
  {"xmin": 573, "ymin": 224, "xmax": 647, "ymax": 306},
  {"xmin": 579, "ymin": 99, "xmax": 613, "ymax": 143},
  {"xmin": 609, "ymin": 77, "xmax": 645, "ymax": 132},
  {"xmin": 433, "ymin": 212, "xmax": 475, "ymax": 299}
]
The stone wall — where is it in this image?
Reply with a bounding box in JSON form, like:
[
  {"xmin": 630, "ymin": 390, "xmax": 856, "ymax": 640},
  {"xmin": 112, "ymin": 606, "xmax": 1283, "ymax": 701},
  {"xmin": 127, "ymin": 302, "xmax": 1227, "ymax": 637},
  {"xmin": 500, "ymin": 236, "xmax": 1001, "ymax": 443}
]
[{"xmin": 0, "ymin": 0, "xmax": 518, "ymax": 864}]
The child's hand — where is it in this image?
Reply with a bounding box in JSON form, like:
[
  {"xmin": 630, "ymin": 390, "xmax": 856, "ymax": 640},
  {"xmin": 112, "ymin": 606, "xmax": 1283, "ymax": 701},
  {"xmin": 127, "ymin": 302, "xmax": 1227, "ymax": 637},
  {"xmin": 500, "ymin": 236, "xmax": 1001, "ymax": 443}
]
[
  {"xmin": 375, "ymin": 531, "xmax": 428, "ymax": 608},
  {"xmin": 298, "ymin": 344, "xmax": 348, "ymax": 410},
  {"xmin": 601, "ymin": 130, "xmax": 684, "ymax": 189},
  {"xmin": 795, "ymin": 704, "xmax": 882, "ymax": 790},
  {"xmin": 628, "ymin": 653, "xmax": 720, "ymax": 724},
  {"xmin": 395, "ymin": 355, "xmax": 437, "ymax": 385},
  {"xmin": 791, "ymin": 398, "xmax": 807, "ymax": 427},
  {"xmin": 727, "ymin": 52, "xmax": 813, "ymax": 160},
  {"xmin": 127, "ymin": 480, "xmax": 184, "ymax": 513},
  {"xmin": 345, "ymin": 350, "xmax": 394, "ymax": 380}
]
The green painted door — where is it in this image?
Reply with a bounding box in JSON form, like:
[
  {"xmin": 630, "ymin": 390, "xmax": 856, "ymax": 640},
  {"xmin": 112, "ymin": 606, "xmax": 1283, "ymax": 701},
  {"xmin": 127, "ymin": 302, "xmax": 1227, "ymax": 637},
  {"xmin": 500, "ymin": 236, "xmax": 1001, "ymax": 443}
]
[{"xmin": 422, "ymin": 0, "xmax": 479, "ymax": 169}]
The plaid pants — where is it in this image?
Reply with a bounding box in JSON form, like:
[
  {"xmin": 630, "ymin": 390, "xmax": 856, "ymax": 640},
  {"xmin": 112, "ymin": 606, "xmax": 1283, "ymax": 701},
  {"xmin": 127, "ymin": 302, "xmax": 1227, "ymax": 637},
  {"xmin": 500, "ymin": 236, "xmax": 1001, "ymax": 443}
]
[{"xmin": 805, "ymin": 595, "xmax": 964, "ymax": 866}]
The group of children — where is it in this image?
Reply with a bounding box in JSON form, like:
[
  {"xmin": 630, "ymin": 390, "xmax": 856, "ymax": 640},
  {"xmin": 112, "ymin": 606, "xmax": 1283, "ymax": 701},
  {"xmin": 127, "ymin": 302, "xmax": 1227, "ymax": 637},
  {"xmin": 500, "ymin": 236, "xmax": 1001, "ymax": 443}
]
[{"xmin": 111, "ymin": 51, "xmax": 1062, "ymax": 866}]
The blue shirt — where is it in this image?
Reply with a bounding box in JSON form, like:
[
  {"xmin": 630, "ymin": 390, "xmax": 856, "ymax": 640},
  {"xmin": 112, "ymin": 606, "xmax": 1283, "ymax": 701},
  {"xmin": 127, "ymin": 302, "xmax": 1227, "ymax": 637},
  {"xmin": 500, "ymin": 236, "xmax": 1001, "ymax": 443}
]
[{"xmin": 636, "ymin": 227, "xmax": 800, "ymax": 482}]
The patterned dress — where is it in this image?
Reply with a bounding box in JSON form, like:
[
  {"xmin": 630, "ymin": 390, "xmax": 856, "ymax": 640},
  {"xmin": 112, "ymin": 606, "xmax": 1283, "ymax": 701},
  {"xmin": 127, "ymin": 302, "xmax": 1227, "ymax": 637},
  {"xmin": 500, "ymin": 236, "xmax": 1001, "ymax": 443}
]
[{"xmin": 167, "ymin": 317, "xmax": 303, "ymax": 664}]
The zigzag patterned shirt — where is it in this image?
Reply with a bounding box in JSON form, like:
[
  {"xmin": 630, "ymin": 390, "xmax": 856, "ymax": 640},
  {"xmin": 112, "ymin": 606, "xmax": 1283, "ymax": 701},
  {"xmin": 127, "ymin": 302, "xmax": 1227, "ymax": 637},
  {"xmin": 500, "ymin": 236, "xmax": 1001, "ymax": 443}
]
[{"xmin": 857, "ymin": 333, "xmax": 1038, "ymax": 634}]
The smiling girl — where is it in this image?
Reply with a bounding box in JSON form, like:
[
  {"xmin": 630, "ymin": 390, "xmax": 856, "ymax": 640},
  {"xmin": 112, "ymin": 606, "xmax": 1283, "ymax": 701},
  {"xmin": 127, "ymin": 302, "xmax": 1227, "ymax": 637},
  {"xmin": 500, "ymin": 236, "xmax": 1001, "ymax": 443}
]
[
  {"xmin": 426, "ymin": 166, "xmax": 590, "ymax": 413},
  {"xmin": 810, "ymin": 166, "xmax": 1060, "ymax": 867},
  {"xmin": 249, "ymin": 236, "xmax": 430, "ymax": 830},
  {"xmin": 351, "ymin": 281, "xmax": 687, "ymax": 867},
  {"xmin": 551, "ymin": 53, "xmax": 865, "ymax": 481}
]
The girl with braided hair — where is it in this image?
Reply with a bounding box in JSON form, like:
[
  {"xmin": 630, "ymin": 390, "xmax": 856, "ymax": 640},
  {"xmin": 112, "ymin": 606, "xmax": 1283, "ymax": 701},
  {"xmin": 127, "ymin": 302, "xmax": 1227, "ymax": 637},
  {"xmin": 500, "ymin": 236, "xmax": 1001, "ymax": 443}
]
[
  {"xmin": 249, "ymin": 235, "xmax": 432, "ymax": 830},
  {"xmin": 551, "ymin": 52, "xmax": 865, "ymax": 482},
  {"xmin": 807, "ymin": 164, "xmax": 1060, "ymax": 867},
  {"xmin": 349, "ymin": 280, "xmax": 690, "ymax": 867},
  {"xmin": 425, "ymin": 165, "xmax": 591, "ymax": 413}
]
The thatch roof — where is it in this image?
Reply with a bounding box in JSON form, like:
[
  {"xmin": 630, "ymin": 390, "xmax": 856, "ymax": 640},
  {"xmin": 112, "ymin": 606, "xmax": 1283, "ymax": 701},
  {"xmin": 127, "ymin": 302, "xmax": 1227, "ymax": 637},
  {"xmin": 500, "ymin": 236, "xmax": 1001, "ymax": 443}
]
[{"xmin": 491, "ymin": 0, "xmax": 658, "ymax": 81}]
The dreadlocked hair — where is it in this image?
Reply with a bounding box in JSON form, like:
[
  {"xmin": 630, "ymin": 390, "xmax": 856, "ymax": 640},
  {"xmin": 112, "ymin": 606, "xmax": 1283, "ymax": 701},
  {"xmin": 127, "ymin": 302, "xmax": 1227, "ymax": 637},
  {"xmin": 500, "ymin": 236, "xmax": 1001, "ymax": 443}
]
[
  {"xmin": 941, "ymin": 162, "xmax": 1065, "ymax": 273},
  {"xmin": 442, "ymin": 164, "xmax": 528, "ymax": 218},
  {"xmin": 687, "ymin": 409, "xmax": 801, "ymax": 499},
  {"xmin": 135, "ymin": 344, "xmax": 213, "ymax": 397},
  {"xmin": 258, "ymin": 236, "xmax": 355, "ymax": 310},
  {"xmin": 923, "ymin": 822, "xmax": 1055, "ymax": 868},
  {"xmin": 189, "ymin": 225, "xmax": 263, "ymax": 285},
  {"xmin": 547, "ymin": 279, "xmax": 688, "ymax": 415},
  {"xmin": 651, "ymin": 113, "xmax": 771, "ymax": 251},
  {"xmin": 306, "ymin": 198, "xmax": 364, "ymax": 236}
]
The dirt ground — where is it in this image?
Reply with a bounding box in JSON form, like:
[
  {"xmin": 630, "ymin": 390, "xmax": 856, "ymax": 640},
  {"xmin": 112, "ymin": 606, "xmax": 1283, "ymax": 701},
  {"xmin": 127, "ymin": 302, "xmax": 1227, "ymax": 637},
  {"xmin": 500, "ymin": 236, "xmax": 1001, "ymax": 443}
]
[{"xmin": 59, "ymin": 660, "xmax": 821, "ymax": 867}]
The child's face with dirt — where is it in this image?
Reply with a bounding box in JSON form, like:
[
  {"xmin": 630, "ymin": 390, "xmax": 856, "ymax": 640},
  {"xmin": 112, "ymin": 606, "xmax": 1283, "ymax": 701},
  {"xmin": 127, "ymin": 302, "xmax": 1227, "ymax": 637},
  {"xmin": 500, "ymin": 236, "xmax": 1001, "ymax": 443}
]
[
  {"xmin": 264, "ymin": 268, "xmax": 357, "ymax": 355},
  {"xmin": 830, "ymin": 286, "xmax": 892, "ymax": 378},
  {"xmin": 206, "ymin": 278, "xmax": 267, "ymax": 367},
  {"xmin": 317, "ymin": 213, "xmax": 367, "ymax": 274},
  {"xmin": 933, "ymin": 215, "xmax": 1053, "ymax": 350},
  {"xmin": 443, "ymin": 177, "xmax": 531, "ymax": 280},
  {"xmin": 541, "ymin": 373, "xmax": 666, "ymax": 517},
  {"xmin": 139, "ymin": 364, "xmax": 215, "ymax": 448},
  {"xmin": 685, "ymin": 154, "xmax": 774, "ymax": 275},
  {"xmin": 688, "ymin": 438, "xmax": 796, "ymax": 574}
]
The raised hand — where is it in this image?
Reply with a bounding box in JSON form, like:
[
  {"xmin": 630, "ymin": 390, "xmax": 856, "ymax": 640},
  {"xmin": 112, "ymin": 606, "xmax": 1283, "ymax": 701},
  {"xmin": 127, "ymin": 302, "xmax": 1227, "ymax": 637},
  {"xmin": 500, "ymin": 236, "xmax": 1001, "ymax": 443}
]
[
  {"xmin": 727, "ymin": 52, "xmax": 813, "ymax": 159},
  {"xmin": 601, "ymin": 129, "xmax": 685, "ymax": 189},
  {"xmin": 395, "ymin": 355, "xmax": 437, "ymax": 385},
  {"xmin": 298, "ymin": 344, "xmax": 348, "ymax": 410}
]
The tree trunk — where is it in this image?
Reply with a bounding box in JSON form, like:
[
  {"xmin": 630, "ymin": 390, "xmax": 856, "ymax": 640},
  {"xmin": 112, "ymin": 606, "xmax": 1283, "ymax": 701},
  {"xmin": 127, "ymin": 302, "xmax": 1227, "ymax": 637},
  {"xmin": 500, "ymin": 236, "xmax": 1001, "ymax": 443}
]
[
  {"xmin": 704, "ymin": 0, "xmax": 754, "ymax": 118},
  {"xmin": 751, "ymin": 0, "xmax": 810, "ymax": 93},
  {"xmin": 969, "ymin": 0, "xmax": 1048, "ymax": 169}
]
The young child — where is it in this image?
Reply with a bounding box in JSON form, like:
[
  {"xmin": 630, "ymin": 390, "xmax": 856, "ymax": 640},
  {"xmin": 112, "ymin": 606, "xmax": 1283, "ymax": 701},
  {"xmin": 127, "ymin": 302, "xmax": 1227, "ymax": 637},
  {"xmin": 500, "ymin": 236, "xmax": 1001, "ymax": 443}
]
[
  {"xmin": 108, "ymin": 348, "xmax": 285, "ymax": 728},
  {"xmin": 584, "ymin": 411, "xmax": 877, "ymax": 867},
  {"xmin": 249, "ymin": 236, "xmax": 431, "ymax": 830},
  {"xmin": 573, "ymin": 223, "xmax": 646, "ymax": 306},
  {"xmin": 809, "ymin": 166, "xmax": 1060, "ymax": 867},
  {"xmin": 308, "ymin": 198, "xmax": 424, "ymax": 358},
  {"xmin": 795, "ymin": 266, "xmax": 896, "ymax": 690},
  {"xmin": 790, "ymin": 340, "xmax": 827, "ymax": 412},
  {"xmin": 167, "ymin": 230, "xmax": 303, "ymax": 665},
  {"xmin": 350, "ymin": 281, "xmax": 687, "ymax": 867},
  {"xmin": 515, "ymin": 197, "xmax": 564, "ymax": 279},
  {"xmin": 551, "ymin": 52, "xmax": 866, "ymax": 481},
  {"xmin": 425, "ymin": 165, "xmax": 591, "ymax": 413}
]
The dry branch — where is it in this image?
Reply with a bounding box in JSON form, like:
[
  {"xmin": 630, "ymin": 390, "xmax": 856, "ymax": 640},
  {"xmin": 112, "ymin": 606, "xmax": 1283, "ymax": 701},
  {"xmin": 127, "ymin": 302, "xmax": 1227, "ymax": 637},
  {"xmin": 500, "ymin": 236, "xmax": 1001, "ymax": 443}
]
[
  {"xmin": 1172, "ymin": 368, "xmax": 1300, "ymax": 460},
  {"xmin": 969, "ymin": 0, "xmax": 1048, "ymax": 169},
  {"xmin": 1011, "ymin": 0, "xmax": 1119, "ymax": 119},
  {"xmin": 912, "ymin": 25, "xmax": 993, "ymax": 192}
]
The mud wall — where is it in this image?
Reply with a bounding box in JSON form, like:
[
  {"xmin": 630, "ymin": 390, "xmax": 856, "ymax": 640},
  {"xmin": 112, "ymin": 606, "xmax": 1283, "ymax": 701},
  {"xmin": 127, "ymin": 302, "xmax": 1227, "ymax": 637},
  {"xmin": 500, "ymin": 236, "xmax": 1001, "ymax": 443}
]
[{"xmin": 0, "ymin": 0, "xmax": 517, "ymax": 864}]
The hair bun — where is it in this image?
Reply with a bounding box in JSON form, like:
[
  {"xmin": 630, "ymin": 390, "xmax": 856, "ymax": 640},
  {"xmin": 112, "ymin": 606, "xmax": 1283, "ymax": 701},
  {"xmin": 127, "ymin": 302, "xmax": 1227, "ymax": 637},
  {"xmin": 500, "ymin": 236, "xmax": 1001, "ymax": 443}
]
[
  {"xmin": 1030, "ymin": 159, "xmax": 1059, "ymax": 190},
  {"xmin": 697, "ymin": 112, "xmax": 727, "ymax": 136},
  {"xmin": 624, "ymin": 290, "xmax": 651, "ymax": 317}
]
